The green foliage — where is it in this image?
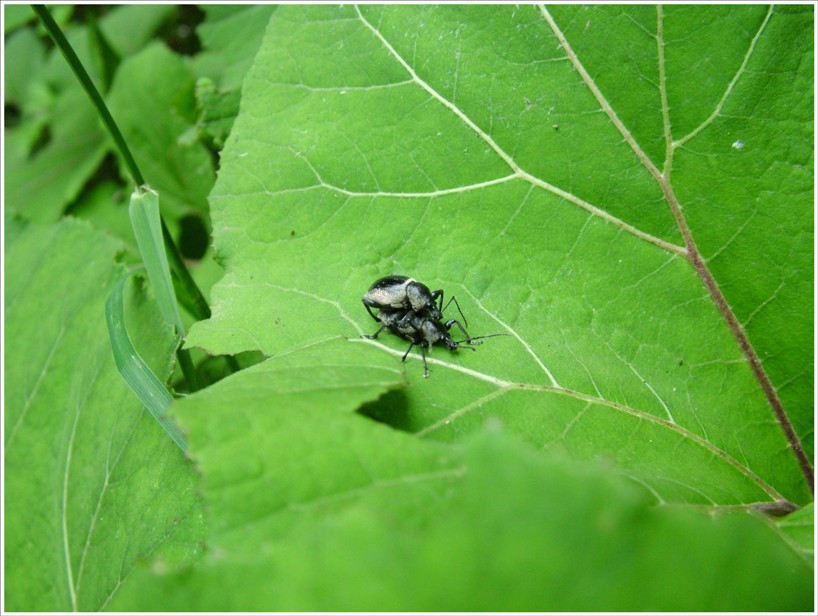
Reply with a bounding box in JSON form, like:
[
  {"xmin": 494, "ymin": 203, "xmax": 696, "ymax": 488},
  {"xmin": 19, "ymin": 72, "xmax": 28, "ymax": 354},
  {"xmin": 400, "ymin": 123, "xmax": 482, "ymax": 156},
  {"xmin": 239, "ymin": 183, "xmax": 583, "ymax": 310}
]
[
  {"xmin": 190, "ymin": 5, "xmax": 277, "ymax": 90},
  {"xmin": 3, "ymin": 4, "xmax": 814, "ymax": 612},
  {"xmin": 106, "ymin": 43, "xmax": 214, "ymax": 218},
  {"xmin": 110, "ymin": 373, "xmax": 812, "ymax": 610},
  {"xmin": 5, "ymin": 84, "xmax": 108, "ymax": 222},
  {"xmin": 191, "ymin": 4, "xmax": 813, "ymax": 503},
  {"xmin": 778, "ymin": 503, "xmax": 815, "ymax": 554},
  {"xmin": 4, "ymin": 5, "xmax": 177, "ymax": 223},
  {"xmin": 4, "ymin": 218, "xmax": 203, "ymax": 611},
  {"xmin": 189, "ymin": 6, "xmax": 277, "ymax": 149}
]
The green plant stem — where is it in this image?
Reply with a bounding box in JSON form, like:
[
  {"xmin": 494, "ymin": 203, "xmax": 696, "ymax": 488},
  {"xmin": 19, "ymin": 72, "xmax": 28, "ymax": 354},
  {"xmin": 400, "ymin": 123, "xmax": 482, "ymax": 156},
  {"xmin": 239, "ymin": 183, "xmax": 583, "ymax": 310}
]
[
  {"xmin": 177, "ymin": 346, "xmax": 202, "ymax": 392},
  {"xmin": 32, "ymin": 4, "xmax": 211, "ymax": 323},
  {"xmin": 31, "ymin": 5, "xmax": 143, "ymax": 183},
  {"xmin": 163, "ymin": 221, "xmax": 211, "ymax": 320}
]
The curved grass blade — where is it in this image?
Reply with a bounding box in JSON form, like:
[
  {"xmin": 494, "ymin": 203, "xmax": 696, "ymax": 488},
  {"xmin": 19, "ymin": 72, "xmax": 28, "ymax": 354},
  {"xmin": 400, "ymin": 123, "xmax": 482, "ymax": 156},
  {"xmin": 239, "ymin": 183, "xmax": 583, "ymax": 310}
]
[{"xmin": 105, "ymin": 272, "xmax": 188, "ymax": 451}]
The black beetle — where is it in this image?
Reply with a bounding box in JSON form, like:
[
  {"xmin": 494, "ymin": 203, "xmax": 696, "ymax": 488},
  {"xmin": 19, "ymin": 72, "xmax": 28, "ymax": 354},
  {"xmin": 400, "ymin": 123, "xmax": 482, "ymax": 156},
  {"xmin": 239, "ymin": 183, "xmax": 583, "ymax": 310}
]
[
  {"xmin": 362, "ymin": 275, "xmax": 447, "ymax": 322},
  {"xmin": 364, "ymin": 307, "xmax": 504, "ymax": 378}
]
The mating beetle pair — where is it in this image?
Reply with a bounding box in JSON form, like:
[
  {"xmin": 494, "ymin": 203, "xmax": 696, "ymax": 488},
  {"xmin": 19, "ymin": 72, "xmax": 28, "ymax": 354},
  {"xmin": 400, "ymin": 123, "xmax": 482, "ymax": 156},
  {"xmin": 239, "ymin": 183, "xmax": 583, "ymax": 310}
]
[{"xmin": 361, "ymin": 275, "xmax": 503, "ymax": 377}]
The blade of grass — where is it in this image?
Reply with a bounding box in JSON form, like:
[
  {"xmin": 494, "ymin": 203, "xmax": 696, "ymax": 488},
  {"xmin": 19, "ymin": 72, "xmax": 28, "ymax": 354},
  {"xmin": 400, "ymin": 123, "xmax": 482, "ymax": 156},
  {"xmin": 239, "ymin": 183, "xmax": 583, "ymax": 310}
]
[
  {"xmin": 129, "ymin": 187, "xmax": 185, "ymax": 333},
  {"xmin": 129, "ymin": 186, "xmax": 202, "ymax": 391},
  {"xmin": 105, "ymin": 273, "xmax": 187, "ymax": 452},
  {"xmin": 31, "ymin": 4, "xmax": 211, "ymax": 323}
]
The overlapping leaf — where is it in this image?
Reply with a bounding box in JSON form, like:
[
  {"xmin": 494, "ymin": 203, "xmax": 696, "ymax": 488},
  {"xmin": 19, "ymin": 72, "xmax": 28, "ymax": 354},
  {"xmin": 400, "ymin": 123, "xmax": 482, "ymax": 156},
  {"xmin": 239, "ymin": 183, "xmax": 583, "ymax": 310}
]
[{"xmin": 110, "ymin": 342, "xmax": 812, "ymax": 611}]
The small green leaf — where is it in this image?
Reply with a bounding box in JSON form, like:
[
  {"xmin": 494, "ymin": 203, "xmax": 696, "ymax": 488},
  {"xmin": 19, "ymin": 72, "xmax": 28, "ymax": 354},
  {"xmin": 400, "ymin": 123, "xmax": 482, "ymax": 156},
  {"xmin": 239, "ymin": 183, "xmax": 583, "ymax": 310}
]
[
  {"xmin": 4, "ymin": 86, "xmax": 108, "ymax": 221},
  {"xmin": 192, "ymin": 78, "xmax": 241, "ymax": 149},
  {"xmin": 4, "ymin": 26, "xmax": 46, "ymax": 105},
  {"xmin": 97, "ymin": 5, "xmax": 177, "ymax": 58},
  {"xmin": 191, "ymin": 5, "xmax": 277, "ymax": 91},
  {"xmin": 776, "ymin": 503, "xmax": 815, "ymax": 564},
  {"xmin": 3, "ymin": 4, "xmax": 36, "ymax": 33}
]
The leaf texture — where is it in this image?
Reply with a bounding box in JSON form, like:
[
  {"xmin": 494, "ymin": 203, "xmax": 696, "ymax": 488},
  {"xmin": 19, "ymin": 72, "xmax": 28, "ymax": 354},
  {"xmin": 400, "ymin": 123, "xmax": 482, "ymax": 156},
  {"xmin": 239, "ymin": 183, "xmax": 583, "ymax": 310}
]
[{"xmin": 188, "ymin": 5, "xmax": 813, "ymax": 505}]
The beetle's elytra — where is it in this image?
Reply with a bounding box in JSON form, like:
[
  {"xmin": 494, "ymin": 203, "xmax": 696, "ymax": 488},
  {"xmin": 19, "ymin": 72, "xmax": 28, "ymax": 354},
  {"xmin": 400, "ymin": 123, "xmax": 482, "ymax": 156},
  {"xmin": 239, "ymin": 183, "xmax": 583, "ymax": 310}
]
[{"xmin": 362, "ymin": 275, "xmax": 444, "ymax": 322}]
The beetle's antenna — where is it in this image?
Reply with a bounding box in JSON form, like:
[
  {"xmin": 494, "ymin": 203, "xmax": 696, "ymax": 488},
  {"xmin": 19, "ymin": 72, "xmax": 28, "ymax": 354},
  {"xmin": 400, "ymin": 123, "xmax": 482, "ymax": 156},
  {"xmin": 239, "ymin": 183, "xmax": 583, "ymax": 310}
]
[
  {"xmin": 454, "ymin": 332, "xmax": 509, "ymax": 345},
  {"xmin": 470, "ymin": 333, "xmax": 509, "ymax": 340}
]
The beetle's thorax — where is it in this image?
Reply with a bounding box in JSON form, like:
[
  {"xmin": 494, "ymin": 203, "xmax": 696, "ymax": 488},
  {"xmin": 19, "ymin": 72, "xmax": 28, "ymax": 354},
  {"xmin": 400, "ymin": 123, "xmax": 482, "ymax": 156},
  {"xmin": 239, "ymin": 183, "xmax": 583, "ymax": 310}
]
[{"xmin": 406, "ymin": 281, "xmax": 429, "ymax": 312}]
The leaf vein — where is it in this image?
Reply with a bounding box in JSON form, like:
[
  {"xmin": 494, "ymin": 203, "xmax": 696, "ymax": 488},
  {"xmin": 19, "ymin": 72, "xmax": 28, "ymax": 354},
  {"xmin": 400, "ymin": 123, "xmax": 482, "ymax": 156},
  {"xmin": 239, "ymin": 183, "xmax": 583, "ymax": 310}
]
[
  {"xmin": 673, "ymin": 5, "xmax": 774, "ymax": 149},
  {"xmin": 538, "ymin": 5, "xmax": 663, "ymax": 182},
  {"xmin": 357, "ymin": 4, "xmax": 684, "ymax": 256},
  {"xmin": 6, "ymin": 326, "xmax": 66, "ymax": 449},
  {"xmin": 460, "ymin": 285, "xmax": 560, "ymax": 387}
]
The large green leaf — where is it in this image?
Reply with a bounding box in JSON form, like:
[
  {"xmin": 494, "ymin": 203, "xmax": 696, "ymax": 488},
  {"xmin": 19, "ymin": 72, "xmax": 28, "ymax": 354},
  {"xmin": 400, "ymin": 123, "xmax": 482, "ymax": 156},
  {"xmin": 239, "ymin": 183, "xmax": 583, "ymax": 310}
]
[
  {"xmin": 3, "ymin": 218, "xmax": 204, "ymax": 611},
  {"xmin": 110, "ymin": 345, "xmax": 811, "ymax": 611},
  {"xmin": 187, "ymin": 4, "xmax": 813, "ymax": 507},
  {"xmin": 6, "ymin": 4, "xmax": 811, "ymax": 612}
]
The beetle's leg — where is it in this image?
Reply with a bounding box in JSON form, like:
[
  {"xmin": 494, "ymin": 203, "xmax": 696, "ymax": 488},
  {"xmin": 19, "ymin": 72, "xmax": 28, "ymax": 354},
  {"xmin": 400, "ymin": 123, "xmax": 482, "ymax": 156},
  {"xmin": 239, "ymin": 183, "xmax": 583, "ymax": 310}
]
[
  {"xmin": 444, "ymin": 335, "xmax": 477, "ymax": 353},
  {"xmin": 444, "ymin": 318, "xmax": 473, "ymax": 343},
  {"xmin": 420, "ymin": 344, "xmax": 430, "ymax": 378},
  {"xmin": 401, "ymin": 342, "xmax": 430, "ymax": 378},
  {"xmin": 431, "ymin": 289, "xmax": 444, "ymax": 320},
  {"xmin": 362, "ymin": 299, "xmax": 381, "ymax": 323},
  {"xmin": 400, "ymin": 342, "xmax": 416, "ymax": 363},
  {"xmin": 396, "ymin": 310, "xmax": 414, "ymax": 328},
  {"xmin": 442, "ymin": 295, "xmax": 468, "ymax": 328},
  {"xmin": 363, "ymin": 324, "xmax": 387, "ymax": 339}
]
